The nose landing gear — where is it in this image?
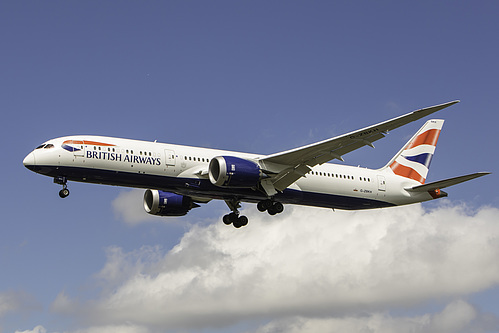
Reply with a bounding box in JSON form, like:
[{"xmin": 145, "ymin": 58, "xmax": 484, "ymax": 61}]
[{"xmin": 54, "ymin": 176, "xmax": 70, "ymax": 198}]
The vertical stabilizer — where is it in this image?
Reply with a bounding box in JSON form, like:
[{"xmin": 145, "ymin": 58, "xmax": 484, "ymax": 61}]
[{"xmin": 382, "ymin": 119, "xmax": 444, "ymax": 184}]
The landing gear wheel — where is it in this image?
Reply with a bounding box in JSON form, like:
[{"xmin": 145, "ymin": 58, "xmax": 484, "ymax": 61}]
[
  {"xmin": 257, "ymin": 199, "xmax": 273, "ymax": 212},
  {"xmin": 268, "ymin": 207, "xmax": 278, "ymax": 215},
  {"xmin": 223, "ymin": 212, "xmax": 239, "ymax": 225},
  {"xmin": 59, "ymin": 188, "xmax": 70, "ymax": 198},
  {"xmin": 228, "ymin": 212, "xmax": 239, "ymax": 223},
  {"xmin": 223, "ymin": 214, "xmax": 232, "ymax": 225},
  {"xmin": 233, "ymin": 215, "xmax": 248, "ymax": 228},
  {"xmin": 267, "ymin": 202, "xmax": 284, "ymax": 215},
  {"xmin": 273, "ymin": 202, "xmax": 284, "ymax": 214}
]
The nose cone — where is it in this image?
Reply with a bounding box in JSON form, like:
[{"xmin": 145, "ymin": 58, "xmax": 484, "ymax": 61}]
[{"xmin": 23, "ymin": 152, "xmax": 36, "ymax": 170}]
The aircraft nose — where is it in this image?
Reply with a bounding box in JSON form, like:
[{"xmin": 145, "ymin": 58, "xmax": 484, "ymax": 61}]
[{"xmin": 23, "ymin": 152, "xmax": 36, "ymax": 170}]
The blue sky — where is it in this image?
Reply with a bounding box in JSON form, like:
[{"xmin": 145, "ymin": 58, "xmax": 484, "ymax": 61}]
[{"xmin": 1, "ymin": 1, "xmax": 498, "ymax": 332}]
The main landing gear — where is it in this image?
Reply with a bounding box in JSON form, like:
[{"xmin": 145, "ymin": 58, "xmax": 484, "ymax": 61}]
[
  {"xmin": 223, "ymin": 199, "xmax": 248, "ymax": 228},
  {"xmin": 54, "ymin": 176, "xmax": 70, "ymax": 198},
  {"xmin": 222, "ymin": 199, "xmax": 285, "ymax": 228}
]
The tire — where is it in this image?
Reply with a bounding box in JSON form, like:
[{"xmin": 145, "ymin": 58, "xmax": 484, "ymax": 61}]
[
  {"xmin": 239, "ymin": 215, "xmax": 248, "ymax": 227},
  {"xmin": 273, "ymin": 202, "xmax": 284, "ymax": 214},
  {"xmin": 257, "ymin": 201, "xmax": 267, "ymax": 212},
  {"xmin": 257, "ymin": 199, "xmax": 273, "ymax": 212},
  {"xmin": 228, "ymin": 212, "xmax": 239, "ymax": 223},
  {"xmin": 59, "ymin": 188, "xmax": 70, "ymax": 198},
  {"xmin": 233, "ymin": 215, "xmax": 248, "ymax": 228},
  {"xmin": 223, "ymin": 214, "xmax": 232, "ymax": 225},
  {"xmin": 268, "ymin": 206, "xmax": 278, "ymax": 215}
]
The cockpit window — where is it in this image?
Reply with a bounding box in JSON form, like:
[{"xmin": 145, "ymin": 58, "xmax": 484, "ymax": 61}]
[{"xmin": 35, "ymin": 143, "xmax": 55, "ymax": 149}]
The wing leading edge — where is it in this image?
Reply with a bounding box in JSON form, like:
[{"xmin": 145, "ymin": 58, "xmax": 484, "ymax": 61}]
[{"xmin": 258, "ymin": 100, "xmax": 460, "ymax": 193}]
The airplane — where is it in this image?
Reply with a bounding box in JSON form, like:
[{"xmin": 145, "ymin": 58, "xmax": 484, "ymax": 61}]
[{"xmin": 23, "ymin": 100, "xmax": 489, "ymax": 228}]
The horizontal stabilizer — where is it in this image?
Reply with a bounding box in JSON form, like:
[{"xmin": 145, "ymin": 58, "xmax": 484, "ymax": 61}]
[{"xmin": 406, "ymin": 172, "xmax": 490, "ymax": 192}]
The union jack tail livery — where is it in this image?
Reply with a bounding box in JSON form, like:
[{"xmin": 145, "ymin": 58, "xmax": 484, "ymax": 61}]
[{"xmin": 384, "ymin": 119, "xmax": 444, "ymax": 184}]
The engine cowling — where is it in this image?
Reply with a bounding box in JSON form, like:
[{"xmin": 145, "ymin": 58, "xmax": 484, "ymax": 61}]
[
  {"xmin": 209, "ymin": 156, "xmax": 262, "ymax": 188},
  {"xmin": 143, "ymin": 190, "xmax": 198, "ymax": 216}
]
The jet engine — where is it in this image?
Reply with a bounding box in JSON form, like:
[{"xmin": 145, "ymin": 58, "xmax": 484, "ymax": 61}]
[
  {"xmin": 143, "ymin": 190, "xmax": 199, "ymax": 216},
  {"xmin": 208, "ymin": 156, "xmax": 262, "ymax": 188}
]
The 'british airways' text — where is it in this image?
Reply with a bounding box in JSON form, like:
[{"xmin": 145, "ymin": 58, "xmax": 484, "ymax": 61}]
[{"xmin": 86, "ymin": 151, "xmax": 161, "ymax": 165}]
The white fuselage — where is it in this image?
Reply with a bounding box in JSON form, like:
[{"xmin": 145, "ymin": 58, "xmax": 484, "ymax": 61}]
[{"xmin": 23, "ymin": 135, "xmax": 434, "ymax": 210}]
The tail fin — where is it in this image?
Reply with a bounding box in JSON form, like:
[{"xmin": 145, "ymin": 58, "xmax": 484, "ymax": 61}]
[{"xmin": 382, "ymin": 119, "xmax": 444, "ymax": 184}]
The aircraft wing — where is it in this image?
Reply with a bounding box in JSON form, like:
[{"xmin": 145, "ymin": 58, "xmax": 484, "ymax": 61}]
[{"xmin": 259, "ymin": 100, "xmax": 460, "ymax": 192}]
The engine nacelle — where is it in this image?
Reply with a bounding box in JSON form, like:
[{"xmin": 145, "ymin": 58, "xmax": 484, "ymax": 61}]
[
  {"xmin": 209, "ymin": 156, "xmax": 262, "ymax": 188},
  {"xmin": 143, "ymin": 190, "xmax": 198, "ymax": 216}
]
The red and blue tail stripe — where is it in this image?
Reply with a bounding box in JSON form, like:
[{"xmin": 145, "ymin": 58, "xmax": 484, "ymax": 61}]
[{"xmin": 389, "ymin": 120, "xmax": 444, "ymax": 184}]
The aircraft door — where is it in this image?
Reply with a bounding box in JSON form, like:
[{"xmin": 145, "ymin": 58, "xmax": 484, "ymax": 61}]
[
  {"xmin": 165, "ymin": 149, "xmax": 176, "ymax": 166},
  {"xmin": 377, "ymin": 175, "xmax": 386, "ymax": 192}
]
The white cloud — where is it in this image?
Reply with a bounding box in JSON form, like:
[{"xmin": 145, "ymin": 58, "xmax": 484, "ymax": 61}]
[
  {"xmin": 253, "ymin": 300, "xmax": 495, "ymax": 333},
  {"xmin": 430, "ymin": 300, "xmax": 477, "ymax": 333},
  {"xmin": 15, "ymin": 325, "xmax": 47, "ymax": 333},
  {"xmin": 0, "ymin": 292, "xmax": 18, "ymax": 317},
  {"xmin": 14, "ymin": 324, "xmax": 149, "ymax": 333},
  {"xmin": 0, "ymin": 291, "xmax": 36, "ymax": 317},
  {"xmin": 54, "ymin": 203, "xmax": 499, "ymax": 331},
  {"xmin": 70, "ymin": 324, "xmax": 150, "ymax": 333},
  {"xmin": 111, "ymin": 189, "xmax": 159, "ymax": 225}
]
